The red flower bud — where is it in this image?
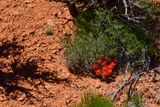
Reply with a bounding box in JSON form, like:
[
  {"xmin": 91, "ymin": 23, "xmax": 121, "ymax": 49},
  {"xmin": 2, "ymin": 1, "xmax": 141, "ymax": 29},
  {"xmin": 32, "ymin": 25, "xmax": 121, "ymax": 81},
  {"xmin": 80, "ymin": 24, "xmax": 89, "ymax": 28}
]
[
  {"xmin": 102, "ymin": 61, "xmax": 107, "ymax": 66},
  {"xmin": 107, "ymin": 69, "xmax": 112, "ymax": 74},
  {"xmin": 101, "ymin": 71, "xmax": 109, "ymax": 76},
  {"xmin": 92, "ymin": 64, "xmax": 99, "ymax": 70},
  {"xmin": 92, "ymin": 56, "xmax": 116, "ymax": 77},
  {"xmin": 95, "ymin": 69, "xmax": 101, "ymax": 75},
  {"xmin": 102, "ymin": 66, "xmax": 108, "ymax": 71},
  {"xmin": 96, "ymin": 59, "xmax": 102, "ymax": 63}
]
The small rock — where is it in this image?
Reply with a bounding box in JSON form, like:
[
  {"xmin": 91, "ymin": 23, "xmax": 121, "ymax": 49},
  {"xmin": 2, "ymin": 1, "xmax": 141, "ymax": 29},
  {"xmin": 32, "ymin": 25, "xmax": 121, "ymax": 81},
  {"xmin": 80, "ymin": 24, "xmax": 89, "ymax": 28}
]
[
  {"xmin": 44, "ymin": 83, "xmax": 52, "ymax": 89},
  {"xmin": 96, "ymin": 84, "xmax": 101, "ymax": 89},
  {"xmin": 24, "ymin": 0, "xmax": 32, "ymax": 4},
  {"xmin": 40, "ymin": 103, "xmax": 47, "ymax": 107},
  {"xmin": 73, "ymin": 94, "xmax": 78, "ymax": 98},
  {"xmin": 57, "ymin": 68, "xmax": 71, "ymax": 80},
  {"xmin": 66, "ymin": 99, "xmax": 71, "ymax": 104},
  {"xmin": 156, "ymin": 98, "xmax": 160, "ymax": 104},
  {"xmin": 28, "ymin": 4, "xmax": 37, "ymax": 8},
  {"xmin": 17, "ymin": 93, "xmax": 26, "ymax": 101},
  {"xmin": 0, "ymin": 18, "xmax": 3, "ymax": 22},
  {"xmin": 9, "ymin": 93, "xmax": 17, "ymax": 99},
  {"xmin": 0, "ymin": 29, "xmax": 3, "ymax": 33},
  {"xmin": 47, "ymin": 19, "xmax": 54, "ymax": 26}
]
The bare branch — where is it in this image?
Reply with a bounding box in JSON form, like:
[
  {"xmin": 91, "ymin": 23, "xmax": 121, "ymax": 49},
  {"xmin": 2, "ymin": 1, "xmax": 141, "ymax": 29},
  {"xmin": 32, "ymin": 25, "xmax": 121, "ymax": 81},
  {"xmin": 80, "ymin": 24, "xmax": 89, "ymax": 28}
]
[
  {"xmin": 112, "ymin": 72, "xmax": 145, "ymax": 101},
  {"xmin": 123, "ymin": 0, "xmax": 128, "ymax": 16}
]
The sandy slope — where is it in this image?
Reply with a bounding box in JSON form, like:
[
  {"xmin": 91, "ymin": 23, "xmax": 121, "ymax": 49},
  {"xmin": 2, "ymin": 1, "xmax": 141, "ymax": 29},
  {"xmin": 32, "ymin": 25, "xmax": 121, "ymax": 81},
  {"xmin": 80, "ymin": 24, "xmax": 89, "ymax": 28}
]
[{"xmin": 0, "ymin": 0, "xmax": 159, "ymax": 107}]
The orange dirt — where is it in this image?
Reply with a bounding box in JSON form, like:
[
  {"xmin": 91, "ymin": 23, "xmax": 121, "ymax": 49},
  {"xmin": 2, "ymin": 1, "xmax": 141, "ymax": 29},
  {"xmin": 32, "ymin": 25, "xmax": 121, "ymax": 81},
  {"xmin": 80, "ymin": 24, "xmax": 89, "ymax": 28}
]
[{"xmin": 0, "ymin": 0, "xmax": 159, "ymax": 107}]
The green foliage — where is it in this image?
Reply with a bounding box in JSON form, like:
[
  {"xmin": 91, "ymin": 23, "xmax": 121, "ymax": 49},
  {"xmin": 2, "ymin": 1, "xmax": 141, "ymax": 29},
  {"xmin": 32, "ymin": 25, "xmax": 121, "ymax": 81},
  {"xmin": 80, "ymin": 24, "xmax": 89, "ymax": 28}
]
[
  {"xmin": 60, "ymin": 33, "xmax": 72, "ymax": 45},
  {"xmin": 125, "ymin": 93, "xmax": 144, "ymax": 107},
  {"xmin": 139, "ymin": 0, "xmax": 159, "ymax": 13},
  {"xmin": 64, "ymin": 9, "xmax": 154, "ymax": 73},
  {"xmin": 45, "ymin": 28, "xmax": 54, "ymax": 36},
  {"xmin": 73, "ymin": 92, "xmax": 114, "ymax": 107}
]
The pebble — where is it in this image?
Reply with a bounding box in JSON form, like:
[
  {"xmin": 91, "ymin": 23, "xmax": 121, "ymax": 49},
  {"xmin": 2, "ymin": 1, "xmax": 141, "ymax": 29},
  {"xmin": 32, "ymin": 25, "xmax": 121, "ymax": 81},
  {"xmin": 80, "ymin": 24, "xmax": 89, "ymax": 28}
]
[
  {"xmin": 96, "ymin": 84, "xmax": 101, "ymax": 89},
  {"xmin": 17, "ymin": 93, "xmax": 26, "ymax": 101}
]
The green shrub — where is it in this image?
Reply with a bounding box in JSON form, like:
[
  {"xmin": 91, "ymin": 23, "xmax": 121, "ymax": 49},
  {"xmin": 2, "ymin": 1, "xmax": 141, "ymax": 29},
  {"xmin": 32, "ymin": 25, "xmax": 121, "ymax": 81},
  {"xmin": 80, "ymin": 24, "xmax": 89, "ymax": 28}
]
[
  {"xmin": 138, "ymin": 0, "xmax": 159, "ymax": 13},
  {"xmin": 60, "ymin": 33, "xmax": 72, "ymax": 45},
  {"xmin": 64, "ymin": 9, "xmax": 154, "ymax": 73},
  {"xmin": 125, "ymin": 93, "xmax": 144, "ymax": 107},
  {"xmin": 45, "ymin": 27, "xmax": 54, "ymax": 36},
  {"xmin": 73, "ymin": 92, "xmax": 114, "ymax": 107}
]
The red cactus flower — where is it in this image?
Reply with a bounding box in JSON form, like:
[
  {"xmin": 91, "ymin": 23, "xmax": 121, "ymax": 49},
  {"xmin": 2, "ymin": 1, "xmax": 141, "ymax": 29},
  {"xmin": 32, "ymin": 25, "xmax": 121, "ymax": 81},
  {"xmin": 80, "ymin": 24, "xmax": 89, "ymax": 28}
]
[
  {"xmin": 92, "ymin": 64, "xmax": 99, "ymax": 70},
  {"xmin": 102, "ymin": 61, "xmax": 107, "ymax": 66},
  {"xmin": 108, "ymin": 63, "xmax": 116, "ymax": 69},
  {"xmin": 96, "ymin": 59, "xmax": 102, "ymax": 63},
  {"xmin": 107, "ymin": 69, "xmax": 112, "ymax": 74},
  {"xmin": 101, "ymin": 71, "xmax": 109, "ymax": 76},
  {"xmin": 92, "ymin": 56, "xmax": 117, "ymax": 77},
  {"xmin": 95, "ymin": 69, "xmax": 101, "ymax": 75},
  {"xmin": 102, "ymin": 66, "xmax": 108, "ymax": 71}
]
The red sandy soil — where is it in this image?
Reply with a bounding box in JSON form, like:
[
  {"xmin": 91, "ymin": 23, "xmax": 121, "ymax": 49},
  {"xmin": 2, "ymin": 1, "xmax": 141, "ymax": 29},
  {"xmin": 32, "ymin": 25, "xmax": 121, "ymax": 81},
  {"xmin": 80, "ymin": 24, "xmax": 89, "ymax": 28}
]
[{"xmin": 0, "ymin": 0, "xmax": 159, "ymax": 107}]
